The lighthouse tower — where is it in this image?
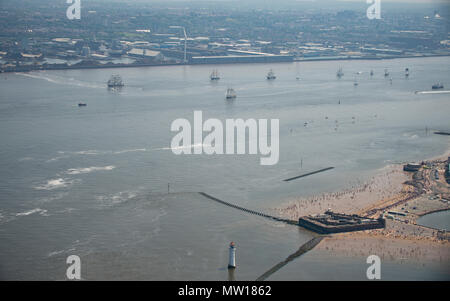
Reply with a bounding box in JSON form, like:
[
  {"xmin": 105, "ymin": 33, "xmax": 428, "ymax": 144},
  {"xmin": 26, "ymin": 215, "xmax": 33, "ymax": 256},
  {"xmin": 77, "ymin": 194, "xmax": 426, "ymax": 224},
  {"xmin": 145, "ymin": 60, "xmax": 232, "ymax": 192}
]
[{"xmin": 228, "ymin": 242, "xmax": 236, "ymax": 269}]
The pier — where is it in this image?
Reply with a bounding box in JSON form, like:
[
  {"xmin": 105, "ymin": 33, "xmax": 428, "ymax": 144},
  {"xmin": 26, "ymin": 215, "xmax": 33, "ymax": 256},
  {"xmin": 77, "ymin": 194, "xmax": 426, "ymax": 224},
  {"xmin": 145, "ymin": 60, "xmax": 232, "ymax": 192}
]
[
  {"xmin": 283, "ymin": 167, "xmax": 334, "ymax": 182},
  {"xmin": 199, "ymin": 193, "xmax": 386, "ymax": 235}
]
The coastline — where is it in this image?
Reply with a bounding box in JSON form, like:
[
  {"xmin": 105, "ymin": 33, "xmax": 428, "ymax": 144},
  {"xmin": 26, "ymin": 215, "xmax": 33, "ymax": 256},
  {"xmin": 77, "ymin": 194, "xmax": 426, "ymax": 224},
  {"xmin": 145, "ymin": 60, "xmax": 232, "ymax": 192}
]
[
  {"xmin": 3, "ymin": 53, "xmax": 450, "ymax": 74},
  {"xmin": 276, "ymin": 147, "xmax": 450, "ymax": 264},
  {"xmin": 274, "ymin": 164, "xmax": 411, "ymax": 219}
]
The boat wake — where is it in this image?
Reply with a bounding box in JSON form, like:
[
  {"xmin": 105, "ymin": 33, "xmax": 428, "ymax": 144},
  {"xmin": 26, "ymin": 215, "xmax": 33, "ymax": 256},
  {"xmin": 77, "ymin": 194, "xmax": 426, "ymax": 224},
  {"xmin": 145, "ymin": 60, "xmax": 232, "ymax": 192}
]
[
  {"xmin": 49, "ymin": 145, "xmax": 208, "ymax": 163},
  {"xmin": 34, "ymin": 178, "xmax": 78, "ymax": 190},
  {"xmin": 17, "ymin": 72, "xmax": 104, "ymax": 89},
  {"xmin": 154, "ymin": 143, "xmax": 210, "ymax": 151},
  {"xmin": 48, "ymin": 148, "xmax": 149, "ymax": 161},
  {"xmin": 415, "ymin": 90, "xmax": 450, "ymax": 95},
  {"xmin": 239, "ymin": 89, "xmax": 302, "ymax": 99},
  {"xmin": 95, "ymin": 190, "xmax": 140, "ymax": 208},
  {"xmin": 16, "ymin": 208, "xmax": 49, "ymax": 217},
  {"xmin": 58, "ymin": 148, "xmax": 148, "ymax": 156}
]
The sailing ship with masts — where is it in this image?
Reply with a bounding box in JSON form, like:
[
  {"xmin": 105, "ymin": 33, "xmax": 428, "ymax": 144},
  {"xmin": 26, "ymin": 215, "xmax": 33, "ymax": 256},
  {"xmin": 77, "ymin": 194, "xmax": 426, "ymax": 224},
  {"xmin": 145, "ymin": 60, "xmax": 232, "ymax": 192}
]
[
  {"xmin": 210, "ymin": 69, "xmax": 220, "ymax": 81},
  {"xmin": 432, "ymin": 82, "xmax": 444, "ymax": 90},
  {"xmin": 107, "ymin": 75, "xmax": 124, "ymax": 88},
  {"xmin": 226, "ymin": 88, "xmax": 237, "ymax": 99},
  {"xmin": 266, "ymin": 69, "xmax": 276, "ymax": 80}
]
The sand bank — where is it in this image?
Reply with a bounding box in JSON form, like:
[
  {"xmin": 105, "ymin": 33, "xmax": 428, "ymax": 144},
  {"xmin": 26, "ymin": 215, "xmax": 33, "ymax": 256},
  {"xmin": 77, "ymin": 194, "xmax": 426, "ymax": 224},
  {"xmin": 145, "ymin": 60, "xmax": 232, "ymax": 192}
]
[
  {"xmin": 275, "ymin": 164, "xmax": 410, "ymax": 220},
  {"xmin": 275, "ymin": 148, "xmax": 450, "ymax": 264},
  {"xmin": 315, "ymin": 229, "xmax": 450, "ymax": 264}
]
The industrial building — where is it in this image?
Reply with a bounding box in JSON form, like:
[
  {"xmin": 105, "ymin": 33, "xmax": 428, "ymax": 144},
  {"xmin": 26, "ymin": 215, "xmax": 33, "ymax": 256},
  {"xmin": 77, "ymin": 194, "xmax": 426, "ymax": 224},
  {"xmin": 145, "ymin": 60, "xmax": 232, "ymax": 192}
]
[{"xmin": 190, "ymin": 54, "xmax": 294, "ymax": 64}]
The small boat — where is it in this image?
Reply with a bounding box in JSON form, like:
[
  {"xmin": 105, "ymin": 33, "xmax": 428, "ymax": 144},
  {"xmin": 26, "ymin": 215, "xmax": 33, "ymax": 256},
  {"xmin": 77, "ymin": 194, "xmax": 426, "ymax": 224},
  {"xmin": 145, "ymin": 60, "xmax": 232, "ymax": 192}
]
[
  {"xmin": 432, "ymin": 83, "xmax": 444, "ymax": 90},
  {"xmin": 266, "ymin": 69, "xmax": 276, "ymax": 80},
  {"xmin": 226, "ymin": 88, "xmax": 237, "ymax": 99},
  {"xmin": 405, "ymin": 68, "xmax": 409, "ymax": 77},
  {"xmin": 78, "ymin": 103, "xmax": 87, "ymax": 107},
  {"xmin": 107, "ymin": 75, "xmax": 124, "ymax": 88},
  {"xmin": 384, "ymin": 69, "xmax": 389, "ymax": 77},
  {"xmin": 370, "ymin": 70, "xmax": 374, "ymax": 76},
  {"xmin": 336, "ymin": 67, "xmax": 344, "ymax": 78},
  {"xmin": 210, "ymin": 69, "xmax": 220, "ymax": 81}
]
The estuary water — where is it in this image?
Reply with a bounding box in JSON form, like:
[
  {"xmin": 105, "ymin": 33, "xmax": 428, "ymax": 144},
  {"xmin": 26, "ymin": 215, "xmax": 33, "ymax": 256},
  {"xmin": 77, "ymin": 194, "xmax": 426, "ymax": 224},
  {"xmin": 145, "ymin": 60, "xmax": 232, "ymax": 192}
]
[{"xmin": 0, "ymin": 56, "xmax": 449, "ymax": 280}]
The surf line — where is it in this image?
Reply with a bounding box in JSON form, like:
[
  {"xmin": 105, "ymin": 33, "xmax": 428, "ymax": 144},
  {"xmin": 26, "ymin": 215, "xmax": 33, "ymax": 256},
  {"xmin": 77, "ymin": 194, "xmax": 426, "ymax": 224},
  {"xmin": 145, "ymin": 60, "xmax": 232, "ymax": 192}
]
[{"xmin": 283, "ymin": 167, "xmax": 335, "ymax": 182}]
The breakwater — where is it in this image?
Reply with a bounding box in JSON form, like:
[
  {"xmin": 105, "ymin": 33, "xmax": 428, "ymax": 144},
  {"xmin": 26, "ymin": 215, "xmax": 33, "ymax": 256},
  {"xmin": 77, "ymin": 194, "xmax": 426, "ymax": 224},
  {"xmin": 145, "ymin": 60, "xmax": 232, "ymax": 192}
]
[
  {"xmin": 255, "ymin": 236, "xmax": 324, "ymax": 281},
  {"xmin": 283, "ymin": 167, "xmax": 334, "ymax": 182},
  {"xmin": 198, "ymin": 192, "xmax": 296, "ymax": 224}
]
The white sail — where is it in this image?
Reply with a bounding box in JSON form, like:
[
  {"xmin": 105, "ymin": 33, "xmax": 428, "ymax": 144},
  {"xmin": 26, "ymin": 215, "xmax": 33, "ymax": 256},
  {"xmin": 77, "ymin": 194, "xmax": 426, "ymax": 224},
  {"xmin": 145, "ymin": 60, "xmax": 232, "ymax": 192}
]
[
  {"xmin": 210, "ymin": 69, "xmax": 220, "ymax": 80},
  {"xmin": 226, "ymin": 88, "xmax": 236, "ymax": 99}
]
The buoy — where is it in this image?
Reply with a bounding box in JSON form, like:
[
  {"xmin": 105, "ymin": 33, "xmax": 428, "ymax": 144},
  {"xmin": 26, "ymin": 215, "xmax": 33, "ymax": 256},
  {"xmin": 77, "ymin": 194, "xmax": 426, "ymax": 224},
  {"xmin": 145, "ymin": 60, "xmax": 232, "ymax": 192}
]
[{"xmin": 228, "ymin": 242, "xmax": 236, "ymax": 269}]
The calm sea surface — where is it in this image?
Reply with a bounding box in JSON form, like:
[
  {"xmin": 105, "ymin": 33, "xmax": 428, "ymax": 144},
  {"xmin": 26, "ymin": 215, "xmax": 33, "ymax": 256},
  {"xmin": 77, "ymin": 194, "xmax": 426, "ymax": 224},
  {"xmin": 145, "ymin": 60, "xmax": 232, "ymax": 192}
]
[{"xmin": 0, "ymin": 57, "xmax": 449, "ymax": 280}]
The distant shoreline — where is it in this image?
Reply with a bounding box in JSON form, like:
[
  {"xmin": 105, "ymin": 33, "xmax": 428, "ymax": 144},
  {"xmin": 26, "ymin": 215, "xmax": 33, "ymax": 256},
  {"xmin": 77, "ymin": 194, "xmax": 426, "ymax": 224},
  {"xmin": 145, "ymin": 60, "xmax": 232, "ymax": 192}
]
[{"xmin": 3, "ymin": 53, "xmax": 450, "ymax": 74}]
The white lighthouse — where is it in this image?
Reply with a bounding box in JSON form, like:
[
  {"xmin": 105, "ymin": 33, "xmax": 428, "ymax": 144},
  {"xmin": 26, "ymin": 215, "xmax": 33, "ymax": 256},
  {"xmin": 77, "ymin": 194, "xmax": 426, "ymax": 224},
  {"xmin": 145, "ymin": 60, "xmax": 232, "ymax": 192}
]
[{"xmin": 228, "ymin": 242, "xmax": 236, "ymax": 269}]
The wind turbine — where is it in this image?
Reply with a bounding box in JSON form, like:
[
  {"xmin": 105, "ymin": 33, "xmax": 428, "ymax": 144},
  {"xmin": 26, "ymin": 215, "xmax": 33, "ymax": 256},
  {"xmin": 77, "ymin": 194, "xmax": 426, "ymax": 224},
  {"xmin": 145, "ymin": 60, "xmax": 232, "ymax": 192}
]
[{"xmin": 169, "ymin": 25, "xmax": 188, "ymax": 63}]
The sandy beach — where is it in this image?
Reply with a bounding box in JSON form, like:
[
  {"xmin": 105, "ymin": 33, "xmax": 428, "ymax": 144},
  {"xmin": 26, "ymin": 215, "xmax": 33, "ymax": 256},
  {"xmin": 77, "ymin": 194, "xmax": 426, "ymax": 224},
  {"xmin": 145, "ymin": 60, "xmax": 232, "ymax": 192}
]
[
  {"xmin": 275, "ymin": 147, "xmax": 450, "ymax": 264},
  {"xmin": 315, "ymin": 230, "xmax": 449, "ymax": 264},
  {"xmin": 275, "ymin": 164, "xmax": 411, "ymax": 219}
]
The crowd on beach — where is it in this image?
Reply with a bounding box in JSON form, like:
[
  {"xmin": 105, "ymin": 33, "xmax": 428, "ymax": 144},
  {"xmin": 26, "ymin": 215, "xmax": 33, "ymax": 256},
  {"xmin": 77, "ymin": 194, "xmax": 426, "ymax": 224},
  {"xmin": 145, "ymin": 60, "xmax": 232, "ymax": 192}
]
[{"xmin": 276, "ymin": 165, "xmax": 409, "ymax": 219}]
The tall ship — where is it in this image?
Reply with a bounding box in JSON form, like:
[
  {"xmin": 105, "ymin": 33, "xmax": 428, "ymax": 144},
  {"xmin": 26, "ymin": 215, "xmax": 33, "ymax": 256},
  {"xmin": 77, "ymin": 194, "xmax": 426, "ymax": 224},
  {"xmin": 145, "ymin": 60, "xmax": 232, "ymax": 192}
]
[
  {"xmin": 432, "ymin": 82, "xmax": 444, "ymax": 90},
  {"xmin": 107, "ymin": 75, "xmax": 124, "ymax": 88},
  {"xmin": 336, "ymin": 67, "xmax": 344, "ymax": 78},
  {"xmin": 226, "ymin": 88, "xmax": 237, "ymax": 99},
  {"xmin": 210, "ymin": 69, "xmax": 220, "ymax": 81},
  {"xmin": 266, "ymin": 69, "xmax": 276, "ymax": 80},
  {"xmin": 384, "ymin": 69, "xmax": 389, "ymax": 77}
]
